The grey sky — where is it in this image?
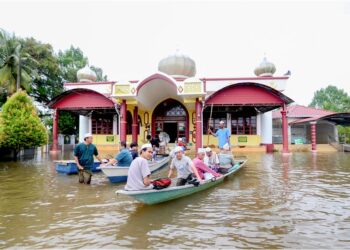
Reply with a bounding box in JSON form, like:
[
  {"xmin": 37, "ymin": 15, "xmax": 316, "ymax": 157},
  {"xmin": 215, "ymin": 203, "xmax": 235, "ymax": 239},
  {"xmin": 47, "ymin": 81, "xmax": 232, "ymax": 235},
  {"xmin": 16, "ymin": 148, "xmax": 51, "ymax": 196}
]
[{"xmin": 1, "ymin": 0, "xmax": 349, "ymax": 105}]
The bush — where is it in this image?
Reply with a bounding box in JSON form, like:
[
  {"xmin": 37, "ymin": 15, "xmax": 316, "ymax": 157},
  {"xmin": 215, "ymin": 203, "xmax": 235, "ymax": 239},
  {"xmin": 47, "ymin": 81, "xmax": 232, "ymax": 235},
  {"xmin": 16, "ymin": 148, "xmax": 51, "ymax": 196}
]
[{"xmin": 0, "ymin": 90, "xmax": 47, "ymax": 158}]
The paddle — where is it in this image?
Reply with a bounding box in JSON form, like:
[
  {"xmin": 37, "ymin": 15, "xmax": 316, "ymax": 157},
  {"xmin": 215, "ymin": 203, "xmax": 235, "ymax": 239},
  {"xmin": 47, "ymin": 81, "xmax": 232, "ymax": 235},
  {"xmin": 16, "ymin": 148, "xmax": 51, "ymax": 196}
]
[{"xmin": 207, "ymin": 103, "xmax": 214, "ymax": 146}]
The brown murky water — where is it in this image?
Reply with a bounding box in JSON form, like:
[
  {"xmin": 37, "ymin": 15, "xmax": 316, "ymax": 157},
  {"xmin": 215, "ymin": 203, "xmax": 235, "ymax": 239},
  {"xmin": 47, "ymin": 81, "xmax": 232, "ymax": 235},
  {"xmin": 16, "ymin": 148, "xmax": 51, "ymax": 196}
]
[{"xmin": 0, "ymin": 151, "xmax": 350, "ymax": 248}]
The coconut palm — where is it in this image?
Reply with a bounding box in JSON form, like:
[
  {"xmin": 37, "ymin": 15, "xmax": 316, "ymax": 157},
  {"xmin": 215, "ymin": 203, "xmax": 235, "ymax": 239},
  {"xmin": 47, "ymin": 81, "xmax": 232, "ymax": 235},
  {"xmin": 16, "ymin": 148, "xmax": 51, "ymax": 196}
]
[{"xmin": 0, "ymin": 29, "xmax": 35, "ymax": 94}]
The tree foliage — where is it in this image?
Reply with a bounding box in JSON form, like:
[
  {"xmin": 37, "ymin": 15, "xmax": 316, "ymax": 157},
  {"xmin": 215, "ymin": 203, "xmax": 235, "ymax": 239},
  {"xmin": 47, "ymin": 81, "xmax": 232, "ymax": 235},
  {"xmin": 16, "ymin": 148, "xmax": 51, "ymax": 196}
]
[
  {"xmin": 58, "ymin": 111, "xmax": 78, "ymax": 135},
  {"xmin": 0, "ymin": 90, "xmax": 47, "ymax": 157},
  {"xmin": 20, "ymin": 37, "xmax": 63, "ymax": 103},
  {"xmin": 58, "ymin": 45, "xmax": 88, "ymax": 83},
  {"xmin": 0, "ymin": 29, "xmax": 35, "ymax": 95},
  {"xmin": 58, "ymin": 46, "xmax": 107, "ymax": 82},
  {"xmin": 310, "ymin": 85, "xmax": 350, "ymax": 143},
  {"xmin": 309, "ymin": 85, "xmax": 350, "ymax": 112}
]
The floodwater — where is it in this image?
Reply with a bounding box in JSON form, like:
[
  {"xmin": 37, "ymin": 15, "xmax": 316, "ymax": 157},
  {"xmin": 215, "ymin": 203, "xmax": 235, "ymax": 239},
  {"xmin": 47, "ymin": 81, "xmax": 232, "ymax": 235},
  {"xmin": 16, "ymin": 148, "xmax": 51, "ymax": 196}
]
[{"xmin": 0, "ymin": 151, "xmax": 350, "ymax": 249}]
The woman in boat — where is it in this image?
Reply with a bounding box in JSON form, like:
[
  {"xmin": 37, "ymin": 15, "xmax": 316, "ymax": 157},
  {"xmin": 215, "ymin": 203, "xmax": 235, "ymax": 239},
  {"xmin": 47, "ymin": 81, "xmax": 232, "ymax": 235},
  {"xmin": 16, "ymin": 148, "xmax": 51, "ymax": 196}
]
[
  {"xmin": 218, "ymin": 143, "xmax": 235, "ymax": 173},
  {"xmin": 124, "ymin": 144, "xmax": 154, "ymax": 191},
  {"xmin": 193, "ymin": 148, "xmax": 222, "ymax": 180},
  {"xmin": 168, "ymin": 146, "xmax": 202, "ymax": 186},
  {"xmin": 101, "ymin": 141, "xmax": 132, "ymax": 167}
]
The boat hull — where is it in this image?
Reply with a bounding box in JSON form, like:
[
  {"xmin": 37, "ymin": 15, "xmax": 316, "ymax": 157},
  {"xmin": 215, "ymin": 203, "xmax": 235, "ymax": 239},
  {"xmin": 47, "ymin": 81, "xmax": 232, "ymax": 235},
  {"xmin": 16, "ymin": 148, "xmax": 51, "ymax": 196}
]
[
  {"xmin": 55, "ymin": 161, "xmax": 101, "ymax": 174},
  {"xmin": 101, "ymin": 156, "xmax": 170, "ymax": 183},
  {"xmin": 116, "ymin": 160, "xmax": 247, "ymax": 205}
]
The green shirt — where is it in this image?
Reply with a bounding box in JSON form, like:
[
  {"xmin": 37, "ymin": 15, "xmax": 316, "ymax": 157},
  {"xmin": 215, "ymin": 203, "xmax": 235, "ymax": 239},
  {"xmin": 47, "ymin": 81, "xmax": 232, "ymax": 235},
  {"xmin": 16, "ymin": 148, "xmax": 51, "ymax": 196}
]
[{"xmin": 74, "ymin": 143, "xmax": 98, "ymax": 170}]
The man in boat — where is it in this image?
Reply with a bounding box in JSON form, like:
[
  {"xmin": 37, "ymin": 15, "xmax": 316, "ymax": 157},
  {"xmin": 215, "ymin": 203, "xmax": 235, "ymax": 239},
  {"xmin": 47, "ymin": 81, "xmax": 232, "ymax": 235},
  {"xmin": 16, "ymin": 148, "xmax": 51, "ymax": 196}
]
[
  {"xmin": 102, "ymin": 141, "xmax": 133, "ymax": 167},
  {"xmin": 125, "ymin": 144, "xmax": 154, "ymax": 191},
  {"xmin": 129, "ymin": 142, "xmax": 139, "ymax": 160},
  {"xmin": 167, "ymin": 146, "xmax": 202, "ymax": 186},
  {"xmin": 176, "ymin": 137, "xmax": 187, "ymax": 151},
  {"xmin": 218, "ymin": 143, "xmax": 235, "ymax": 174},
  {"xmin": 193, "ymin": 148, "xmax": 222, "ymax": 180},
  {"xmin": 208, "ymin": 120, "xmax": 231, "ymax": 149},
  {"xmin": 204, "ymin": 147, "xmax": 220, "ymax": 171},
  {"xmin": 73, "ymin": 133, "xmax": 103, "ymax": 184}
]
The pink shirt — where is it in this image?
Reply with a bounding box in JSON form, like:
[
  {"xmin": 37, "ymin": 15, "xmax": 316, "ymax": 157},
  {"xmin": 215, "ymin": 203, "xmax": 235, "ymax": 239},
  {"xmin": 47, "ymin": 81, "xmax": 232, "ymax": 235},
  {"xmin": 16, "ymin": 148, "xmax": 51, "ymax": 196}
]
[{"xmin": 192, "ymin": 157, "xmax": 221, "ymax": 179}]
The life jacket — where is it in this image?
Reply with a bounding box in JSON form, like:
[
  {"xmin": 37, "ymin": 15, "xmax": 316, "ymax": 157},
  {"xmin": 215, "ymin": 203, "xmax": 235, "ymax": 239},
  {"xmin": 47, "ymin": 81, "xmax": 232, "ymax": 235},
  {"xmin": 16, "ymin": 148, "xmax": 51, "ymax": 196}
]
[{"xmin": 152, "ymin": 178, "xmax": 172, "ymax": 190}]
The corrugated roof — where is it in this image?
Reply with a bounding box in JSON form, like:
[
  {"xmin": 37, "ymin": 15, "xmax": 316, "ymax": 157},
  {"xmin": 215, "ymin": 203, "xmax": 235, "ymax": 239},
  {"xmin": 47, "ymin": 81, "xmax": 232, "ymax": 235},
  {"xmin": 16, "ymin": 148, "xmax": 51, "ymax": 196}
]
[{"xmin": 272, "ymin": 104, "xmax": 334, "ymax": 118}]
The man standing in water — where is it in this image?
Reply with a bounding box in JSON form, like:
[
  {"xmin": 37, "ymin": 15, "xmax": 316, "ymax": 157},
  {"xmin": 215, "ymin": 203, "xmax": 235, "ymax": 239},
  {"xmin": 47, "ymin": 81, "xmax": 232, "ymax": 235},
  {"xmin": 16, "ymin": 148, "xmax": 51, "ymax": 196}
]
[
  {"xmin": 208, "ymin": 120, "xmax": 231, "ymax": 149},
  {"xmin": 74, "ymin": 133, "xmax": 103, "ymax": 184}
]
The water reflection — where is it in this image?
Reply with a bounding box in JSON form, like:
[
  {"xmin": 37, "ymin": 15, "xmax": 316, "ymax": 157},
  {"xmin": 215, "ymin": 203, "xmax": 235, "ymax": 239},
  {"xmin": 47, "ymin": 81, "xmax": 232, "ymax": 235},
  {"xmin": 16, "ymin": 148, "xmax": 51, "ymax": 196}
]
[{"xmin": 0, "ymin": 152, "xmax": 350, "ymax": 248}]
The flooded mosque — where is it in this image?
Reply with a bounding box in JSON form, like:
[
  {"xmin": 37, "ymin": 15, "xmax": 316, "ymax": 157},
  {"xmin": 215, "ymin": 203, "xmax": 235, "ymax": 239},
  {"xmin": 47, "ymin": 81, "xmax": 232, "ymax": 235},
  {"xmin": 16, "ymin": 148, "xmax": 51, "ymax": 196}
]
[{"xmin": 51, "ymin": 50, "xmax": 348, "ymax": 154}]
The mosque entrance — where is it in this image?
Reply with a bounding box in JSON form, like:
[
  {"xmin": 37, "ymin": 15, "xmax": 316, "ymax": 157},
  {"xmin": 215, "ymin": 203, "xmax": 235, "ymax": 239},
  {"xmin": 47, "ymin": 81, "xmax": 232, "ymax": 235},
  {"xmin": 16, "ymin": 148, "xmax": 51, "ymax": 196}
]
[{"xmin": 152, "ymin": 99, "xmax": 189, "ymax": 143}]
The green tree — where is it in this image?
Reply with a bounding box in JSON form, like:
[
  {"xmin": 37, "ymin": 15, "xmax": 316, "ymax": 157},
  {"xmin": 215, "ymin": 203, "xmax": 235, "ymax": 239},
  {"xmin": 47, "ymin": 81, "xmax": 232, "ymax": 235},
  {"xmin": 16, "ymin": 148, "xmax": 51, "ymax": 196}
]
[
  {"xmin": 310, "ymin": 85, "xmax": 350, "ymax": 143},
  {"xmin": 90, "ymin": 65, "xmax": 108, "ymax": 81},
  {"xmin": 20, "ymin": 37, "xmax": 64, "ymax": 103},
  {"xmin": 309, "ymin": 85, "xmax": 350, "ymax": 112},
  {"xmin": 0, "ymin": 90, "xmax": 47, "ymax": 159},
  {"xmin": 58, "ymin": 46, "xmax": 88, "ymax": 82},
  {"xmin": 58, "ymin": 111, "xmax": 78, "ymax": 135},
  {"xmin": 58, "ymin": 45, "xmax": 108, "ymax": 82},
  {"xmin": 0, "ymin": 29, "xmax": 36, "ymax": 94}
]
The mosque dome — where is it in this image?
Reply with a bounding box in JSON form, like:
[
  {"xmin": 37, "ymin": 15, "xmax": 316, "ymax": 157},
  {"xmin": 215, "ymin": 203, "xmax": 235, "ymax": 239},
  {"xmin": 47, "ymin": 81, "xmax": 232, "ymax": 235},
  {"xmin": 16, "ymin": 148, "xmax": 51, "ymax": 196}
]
[
  {"xmin": 158, "ymin": 50, "xmax": 196, "ymax": 78},
  {"xmin": 254, "ymin": 57, "xmax": 276, "ymax": 77},
  {"xmin": 77, "ymin": 65, "xmax": 97, "ymax": 82}
]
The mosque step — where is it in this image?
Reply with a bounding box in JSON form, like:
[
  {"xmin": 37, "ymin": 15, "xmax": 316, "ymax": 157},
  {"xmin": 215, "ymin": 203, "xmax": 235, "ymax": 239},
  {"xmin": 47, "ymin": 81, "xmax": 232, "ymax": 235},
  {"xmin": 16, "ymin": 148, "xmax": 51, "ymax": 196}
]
[{"xmin": 274, "ymin": 144, "xmax": 338, "ymax": 152}]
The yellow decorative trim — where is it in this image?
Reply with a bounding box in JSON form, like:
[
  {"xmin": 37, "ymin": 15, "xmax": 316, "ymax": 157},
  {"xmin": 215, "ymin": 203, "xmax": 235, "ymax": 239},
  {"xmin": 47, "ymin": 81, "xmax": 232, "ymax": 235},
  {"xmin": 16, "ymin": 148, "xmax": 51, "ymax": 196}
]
[
  {"xmin": 115, "ymin": 84, "xmax": 130, "ymax": 95},
  {"xmin": 183, "ymin": 98, "xmax": 196, "ymax": 104},
  {"xmin": 184, "ymin": 82, "xmax": 202, "ymax": 93},
  {"xmin": 126, "ymin": 100, "xmax": 138, "ymax": 105}
]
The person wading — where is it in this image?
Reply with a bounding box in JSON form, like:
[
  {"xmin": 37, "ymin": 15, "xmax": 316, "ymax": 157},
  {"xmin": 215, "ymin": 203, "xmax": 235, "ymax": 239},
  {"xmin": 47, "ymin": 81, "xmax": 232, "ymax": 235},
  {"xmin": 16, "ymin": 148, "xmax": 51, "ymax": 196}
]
[{"xmin": 73, "ymin": 133, "xmax": 103, "ymax": 184}]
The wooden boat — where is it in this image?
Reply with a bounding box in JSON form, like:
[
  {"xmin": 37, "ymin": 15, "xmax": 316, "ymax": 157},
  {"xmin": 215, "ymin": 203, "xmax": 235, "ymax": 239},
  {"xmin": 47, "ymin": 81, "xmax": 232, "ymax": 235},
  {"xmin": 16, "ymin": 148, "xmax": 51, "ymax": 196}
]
[
  {"xmin": 100, "ymin": 155, "xmax": 171, "ymax": 183},
  {"xmin": 116, "ymin": 159, "xmax": 247, "ymax": 205},
  {"xmin": 55, "ymin": 160, "xmax": 101, "ymax": 174}
]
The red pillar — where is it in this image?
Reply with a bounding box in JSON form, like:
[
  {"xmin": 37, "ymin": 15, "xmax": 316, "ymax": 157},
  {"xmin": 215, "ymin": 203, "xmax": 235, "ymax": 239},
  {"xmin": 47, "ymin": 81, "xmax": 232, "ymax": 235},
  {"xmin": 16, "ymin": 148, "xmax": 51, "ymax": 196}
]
[
  {"xmin": 311, "ymin": 121, "xmax": 317, "ymax": 152},
  {"xmin": 132, "ymin": 106, "xmax": 138, "ymax": 143},
  {"xmin": 195, "ymin": 98, "xmax": 203, "ymax": 152},
  {"xmin": 52, "ymin": 109, "xmax": 59, "ymax": 151},
  {"xmin": 281, "ymin": 104, "xmax": 289, "ymax": 154},
  {"xmin": 120, "ymin": 100, "xmax": 127, "ymax": 142}
]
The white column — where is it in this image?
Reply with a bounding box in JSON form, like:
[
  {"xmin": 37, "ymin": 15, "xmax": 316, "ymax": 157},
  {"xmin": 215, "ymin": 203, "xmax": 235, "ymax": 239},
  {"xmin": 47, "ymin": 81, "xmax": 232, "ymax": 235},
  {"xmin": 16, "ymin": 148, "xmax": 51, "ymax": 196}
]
[
  {"xmin": 227, "ymin": 113, "xmax": 231, "ymax": 134},
  {"xmin": 88, "ymin": 116, "xmax": 92, "ymax": 133},
  {"xmin": 261, "ymin": 111, "xmax": 272, "ymax": 144},
  {"xmin": 334, "ymin": 124, "xmax": 339, "ymax": 142},
  {"xmin": 79, "ymin": 115, "xmax": 89, "ymax": 142},
  {"xmin": 288, "ymin": 125, "xmax": 292, "ymax": 144},
  {"xmin": 113, "ymin": 115, "xmax": 118, "ymax": 135},
  {"xmin": 256, "ymin": 113, "xmax": 262, "ymax": 136}
]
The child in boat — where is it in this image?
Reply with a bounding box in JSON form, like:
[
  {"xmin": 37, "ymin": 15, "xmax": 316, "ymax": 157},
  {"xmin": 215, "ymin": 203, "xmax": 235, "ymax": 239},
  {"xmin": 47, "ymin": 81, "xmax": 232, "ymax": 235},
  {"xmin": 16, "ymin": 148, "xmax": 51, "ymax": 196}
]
[
  {"xmin": 218, "ymin": 143, "xmax": 235, "ymax": 173},
  {"xmin": 193, "ymin": 148, "xmax": 222, "ymax": 180},
  {"xmin": 168, "ymin": 146, "xmax": 202, "ymax": 186}
]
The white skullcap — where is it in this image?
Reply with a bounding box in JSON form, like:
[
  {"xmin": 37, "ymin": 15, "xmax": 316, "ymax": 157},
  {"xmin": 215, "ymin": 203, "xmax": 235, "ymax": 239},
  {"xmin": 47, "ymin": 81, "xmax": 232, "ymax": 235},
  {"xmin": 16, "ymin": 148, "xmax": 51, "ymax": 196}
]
[
  {"xmin": 174, "ymin": 146, "xmax": 184, "ymax": 153},
  {"xmin": 84, "ymin": 133, "xmax": 92, "ymax": 138},
  {"xmin": 219, "ymin": 120, "xmax": 225, "ymax": 124},
  {"xmin": 223, "ymin": 143, "xmax": 230, "ymax": 150},
  {"xmin": 197, "ymin": 148, "xmax": 206, "ymax": 154},
  {"xmin": 141, "ymin": 143, "xmax": 152, "ymax": 150},
  {"xmin": 205, "ymin": 147, "xmax": 212, "ymax": 152}
]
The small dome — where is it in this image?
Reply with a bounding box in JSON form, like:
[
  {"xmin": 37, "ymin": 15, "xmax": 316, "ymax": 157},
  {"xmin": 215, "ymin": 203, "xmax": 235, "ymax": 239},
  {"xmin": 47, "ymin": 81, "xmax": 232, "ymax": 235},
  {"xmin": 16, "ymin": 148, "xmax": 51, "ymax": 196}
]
[
  {"xmin": 158, "ymin": 50, "xmax": 196, "ymax": 78},
  {"xmin": 77, "ymin": 65, "xmax": 97, "ymax": 82},
  {"xmin": 254, "ymin": 57, "xmax": 276, "ymax": 77}
]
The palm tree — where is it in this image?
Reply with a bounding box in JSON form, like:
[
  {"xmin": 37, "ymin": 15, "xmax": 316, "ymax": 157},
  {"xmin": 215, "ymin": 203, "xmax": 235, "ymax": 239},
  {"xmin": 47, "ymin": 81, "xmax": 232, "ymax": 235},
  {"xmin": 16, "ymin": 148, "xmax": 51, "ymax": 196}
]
[{"xmin": 0, "ymin": 29, "xmax": 34, "ymax": 94}]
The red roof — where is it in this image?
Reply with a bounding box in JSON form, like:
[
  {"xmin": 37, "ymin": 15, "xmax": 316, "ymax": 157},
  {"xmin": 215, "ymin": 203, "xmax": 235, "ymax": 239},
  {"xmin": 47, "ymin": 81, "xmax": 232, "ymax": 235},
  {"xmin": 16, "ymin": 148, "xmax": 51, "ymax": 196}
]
[{"xmin": 272, "ymin": 104, "xmax": 334, "ymax": 118}]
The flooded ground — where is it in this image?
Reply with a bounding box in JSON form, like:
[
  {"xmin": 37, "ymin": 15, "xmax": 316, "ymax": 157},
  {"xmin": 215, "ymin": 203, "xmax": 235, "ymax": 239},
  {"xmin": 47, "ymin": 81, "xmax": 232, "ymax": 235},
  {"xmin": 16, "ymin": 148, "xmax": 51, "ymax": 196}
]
[{"xmin": 0, "ymin": 151, "xmax": 349, "ymax": 248}]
